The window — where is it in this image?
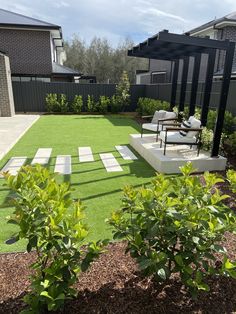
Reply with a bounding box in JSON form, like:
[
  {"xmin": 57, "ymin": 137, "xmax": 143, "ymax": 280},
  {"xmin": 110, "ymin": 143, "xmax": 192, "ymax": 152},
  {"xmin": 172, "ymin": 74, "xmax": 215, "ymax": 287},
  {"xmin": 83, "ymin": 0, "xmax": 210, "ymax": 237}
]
[{"xmin": 151, "ymin": 72, "xmax": 166, "ymax": 83}]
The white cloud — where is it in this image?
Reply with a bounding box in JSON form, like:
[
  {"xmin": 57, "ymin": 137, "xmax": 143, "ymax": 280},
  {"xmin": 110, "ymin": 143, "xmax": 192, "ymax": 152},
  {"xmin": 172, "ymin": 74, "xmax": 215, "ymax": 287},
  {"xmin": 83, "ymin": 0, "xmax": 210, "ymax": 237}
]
[{"xmin": 1, "ymin": 0, "xmax": 236, "ymax": 46}]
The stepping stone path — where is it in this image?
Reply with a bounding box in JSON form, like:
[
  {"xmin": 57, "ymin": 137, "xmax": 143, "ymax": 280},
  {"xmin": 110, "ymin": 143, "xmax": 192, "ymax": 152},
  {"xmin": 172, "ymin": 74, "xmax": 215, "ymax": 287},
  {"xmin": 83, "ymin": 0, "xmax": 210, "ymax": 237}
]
[
  {"xmin": 78, "ymin": 147, "xmax": 94, "ymax": 162},
  {"xmin": 0, "ymin": 157, "xmax": 27, "ymax": 177},
  {"xmin": 54, "ymin": 155, "xmax": 71, "ymax": 174},
  {"xmin": 100, "ymin": 153, "xmax": 123, "ymax": 172},
  {"xmin": 32, "ymin": 148, "xmax": 52, "ymax": 165},
  {"xmin": 115, "ymin": 145, "xmax": 137, "ymax": 160}
]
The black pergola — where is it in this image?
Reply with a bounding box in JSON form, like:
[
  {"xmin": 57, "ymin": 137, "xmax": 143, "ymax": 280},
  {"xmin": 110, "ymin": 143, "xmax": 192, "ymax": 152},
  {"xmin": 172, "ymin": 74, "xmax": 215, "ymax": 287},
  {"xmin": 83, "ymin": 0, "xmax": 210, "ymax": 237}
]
[{"xmin": 128, "ymin": 30, "xmax": 235, "ymax": 157}]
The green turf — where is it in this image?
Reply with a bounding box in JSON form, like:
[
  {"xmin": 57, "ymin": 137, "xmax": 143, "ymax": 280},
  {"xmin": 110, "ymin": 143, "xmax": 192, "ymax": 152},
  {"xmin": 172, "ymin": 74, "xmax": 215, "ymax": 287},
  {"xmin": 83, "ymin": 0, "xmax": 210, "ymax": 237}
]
[{"xmin": 0, "ymin": 115, "xmax": 156, "ymax": 253}]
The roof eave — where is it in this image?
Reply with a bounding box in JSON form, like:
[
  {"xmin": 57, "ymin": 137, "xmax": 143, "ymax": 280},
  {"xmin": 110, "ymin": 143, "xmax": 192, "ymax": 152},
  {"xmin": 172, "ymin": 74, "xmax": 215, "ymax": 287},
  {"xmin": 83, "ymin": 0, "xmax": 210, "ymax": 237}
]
[{"xmin": 0, "ymin": 23, "xmax": 61, "ymax": 31}]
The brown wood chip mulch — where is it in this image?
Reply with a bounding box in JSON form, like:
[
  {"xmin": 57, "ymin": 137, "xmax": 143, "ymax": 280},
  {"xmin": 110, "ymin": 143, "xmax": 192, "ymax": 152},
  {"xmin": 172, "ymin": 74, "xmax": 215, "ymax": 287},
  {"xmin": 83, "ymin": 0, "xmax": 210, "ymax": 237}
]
[{"xmin": 1, "ymin": 239, "xmax": 236, "ymax": 314}]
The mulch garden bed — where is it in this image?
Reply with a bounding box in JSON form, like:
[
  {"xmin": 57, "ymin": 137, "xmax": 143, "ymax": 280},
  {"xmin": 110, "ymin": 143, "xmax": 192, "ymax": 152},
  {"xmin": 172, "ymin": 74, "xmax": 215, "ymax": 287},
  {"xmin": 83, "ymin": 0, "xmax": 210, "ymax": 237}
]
[{"xmin": 1, "ymin": 238, "xmax": 236, "ymax": 314}]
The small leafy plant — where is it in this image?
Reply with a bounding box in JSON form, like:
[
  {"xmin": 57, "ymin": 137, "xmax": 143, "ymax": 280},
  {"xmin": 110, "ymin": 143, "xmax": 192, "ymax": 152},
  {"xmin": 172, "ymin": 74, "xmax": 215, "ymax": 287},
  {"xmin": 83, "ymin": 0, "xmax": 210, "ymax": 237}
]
[
  {"xmin": 71, "ymin": 95, "xmax": 83, "ymax": 113},
  {"xmin": 115, "ymin": 70, "xmax": 130, "ymax": 110},
  {"xmin": 87, "ymin": 95, "xmax": 97, "ymax": 112},
  {"xmin": 223, "ymin": 131, "xmax": 236, "ymax": 156},
  {"xmin": 45, "ymin": 93, "xmax": 59, "ymax": 112},
  {"xmin": 4, "ymin": 165, "xmax": 106, "ymax": 313},
  {"xmin": 45, "ymin": 94, "xmax": 68, "ymax": 113},
  {"xmin": 137, "ymin": 98, "xmax": 170, "ymax": 116},
  {"xmin": 98, "ymin": 96, "xmax": 110, "ymax": 113},
  {"xmin": 108, "ymin": 162, "xmax": 236, "ymax": 297},
  {"xmin": 110, "ymin": 95, "xmax": 123, "ymax": 113},
  {"xmin": 227, "ymin": 169, "xmax": 236, "ymax": 193},
  {"xmin": 207, "ymin": 109, "xmax": 236, "ymax": 135}
]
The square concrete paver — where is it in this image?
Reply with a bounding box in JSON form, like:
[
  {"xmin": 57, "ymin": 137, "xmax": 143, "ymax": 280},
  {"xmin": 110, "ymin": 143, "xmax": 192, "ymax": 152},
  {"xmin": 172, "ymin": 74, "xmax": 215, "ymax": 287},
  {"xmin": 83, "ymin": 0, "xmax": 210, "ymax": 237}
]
[
  {"xmin": 100, "ymin": 153, "xmax": 123, "ymax": 172},
  {"xmin": 0, "ymin": 157, "xmax": 27, "ymax": 177},
  {"xmin": 78, "ymin": 147, "xmax": 94, "ymax": 162},
  {"xmin": 54, "ymin": 155, "xmax": 71, "ymax": 174},
  {"xmin": 32, "ymin": 148, "xmax": 52, "ymax": 165},
  {"xmin": 115, "ymin": 145, "xmax": 138, "ymax": 160}
]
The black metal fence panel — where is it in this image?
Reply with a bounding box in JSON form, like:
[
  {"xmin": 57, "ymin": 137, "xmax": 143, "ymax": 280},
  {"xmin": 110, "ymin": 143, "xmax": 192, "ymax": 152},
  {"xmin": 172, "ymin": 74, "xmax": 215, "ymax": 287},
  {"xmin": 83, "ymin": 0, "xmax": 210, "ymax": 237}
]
[
  {"xmin": 12, "ymin": 82, "xmax": 147, "ymax": 112},
  {"xmin": 12, "ymin": 81, "xmax": 236, "ymax": 115}
]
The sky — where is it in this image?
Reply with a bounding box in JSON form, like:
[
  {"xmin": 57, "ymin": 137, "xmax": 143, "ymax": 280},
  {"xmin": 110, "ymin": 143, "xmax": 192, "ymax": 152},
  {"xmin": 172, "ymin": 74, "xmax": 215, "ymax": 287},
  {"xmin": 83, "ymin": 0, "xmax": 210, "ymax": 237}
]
[{"xmin": 1, "ymin": 0, "xmax": 236, "ymax": 46}]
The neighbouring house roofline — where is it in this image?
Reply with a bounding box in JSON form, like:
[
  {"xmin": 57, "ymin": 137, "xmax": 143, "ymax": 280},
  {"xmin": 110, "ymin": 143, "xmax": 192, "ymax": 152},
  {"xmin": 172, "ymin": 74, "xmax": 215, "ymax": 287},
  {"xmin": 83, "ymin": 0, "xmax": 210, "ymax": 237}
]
[
  {"xmin": 0, "ymin": 8, "xmax": 63, "ymax": 48},
  {"xmin": 186, "ymin": 11, "xmax": 236, "ymax": 35},
  {"xmin": 52, "ymin": 62, "xmax": 81, "ymax": 76}
]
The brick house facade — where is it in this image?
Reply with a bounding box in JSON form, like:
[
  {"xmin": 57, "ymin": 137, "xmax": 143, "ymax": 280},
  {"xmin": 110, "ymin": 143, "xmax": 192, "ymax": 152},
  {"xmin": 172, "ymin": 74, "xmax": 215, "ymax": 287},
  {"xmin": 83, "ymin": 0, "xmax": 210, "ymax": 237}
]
[
  {"xmin": 0, "ymin": 29, "xmax": 52, "ymax": 75},
  {"xmin": 0, "ymin": 8, "xmax": 81, "ymax": 82}
]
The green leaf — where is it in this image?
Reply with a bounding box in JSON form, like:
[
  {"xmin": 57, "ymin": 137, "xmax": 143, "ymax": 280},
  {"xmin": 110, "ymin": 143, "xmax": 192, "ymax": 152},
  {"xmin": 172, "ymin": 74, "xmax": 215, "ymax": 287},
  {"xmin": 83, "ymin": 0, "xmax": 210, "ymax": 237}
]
[
  {"xmin": 192, "ymin": 236, "xmax": 200, "ymax": 244},
  {"xmin": 174, "ymin": 255, "xmax": 184, "ymax": 267},
  {"xmin": 157, "ymin": 268, "xmax": 166, "ymax": 280},
  {"xmin": 197, "ymin": 282, "xmax": 210, "ymax": 291},
  {"xmin": 224, "ymin": 259, "xmax": 236, "ymax": 270},
  {"xmin": 40, "ymin": 291, "xmax": 53, "ymax": 300}
]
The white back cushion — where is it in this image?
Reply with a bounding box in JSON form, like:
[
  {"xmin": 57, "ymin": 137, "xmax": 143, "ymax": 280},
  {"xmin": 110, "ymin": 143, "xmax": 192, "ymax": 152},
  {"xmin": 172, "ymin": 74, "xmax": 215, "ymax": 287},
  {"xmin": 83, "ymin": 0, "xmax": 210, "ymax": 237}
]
[
  {"xmin": 186, "ymin": 116, "xmax": 201, "ymax": 137},
  {"xmin": 151, "ymin": 110, "xmax": 166, "ymax": 124}
]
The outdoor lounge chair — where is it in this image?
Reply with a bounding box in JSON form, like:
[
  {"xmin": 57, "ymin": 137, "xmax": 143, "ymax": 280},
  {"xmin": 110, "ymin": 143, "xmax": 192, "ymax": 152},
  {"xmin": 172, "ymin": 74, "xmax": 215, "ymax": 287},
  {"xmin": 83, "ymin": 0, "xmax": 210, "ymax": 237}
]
[
  {"xmin": 141, "ymin": 110, "xmax": 178, "ymax": 141},
  {"xmin": 159, "ymin": 116, "xmax": 202, "ymax": 156}
]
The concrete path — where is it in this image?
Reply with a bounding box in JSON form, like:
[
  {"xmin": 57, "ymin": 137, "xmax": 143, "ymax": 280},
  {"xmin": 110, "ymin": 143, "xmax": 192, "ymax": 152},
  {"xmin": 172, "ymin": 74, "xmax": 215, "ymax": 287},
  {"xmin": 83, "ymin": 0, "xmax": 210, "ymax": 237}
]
[
  {"xmin": 115, "ymin": 145, "xmax": 138, "ymax": 160},
  {"xmin": 0, "ymin": 114, "xmax": 40, "ymax": 160},
  {"xmin": 100, "ymin": 153, "xmax": 123, "ymax": 172},
  {"xmin": 0, "ymin": 157, "xmax": 27, "ymax": 177},
  {"xmin": 54, "ymin": 155, "xmax": 71, "ymax": 175},
  {"xmin": 78, "ymin": 147, "xmax": 94, "ymax": 162},
  {"xmin": 31, "ymin": 148, "xmax": 52, "ymax": 165}
]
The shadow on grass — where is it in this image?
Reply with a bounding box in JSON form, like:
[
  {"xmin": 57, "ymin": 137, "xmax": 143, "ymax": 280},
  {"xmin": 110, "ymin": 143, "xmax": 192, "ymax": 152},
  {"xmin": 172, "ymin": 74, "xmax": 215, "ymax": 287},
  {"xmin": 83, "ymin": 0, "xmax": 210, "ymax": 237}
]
[
  {"xmin": 80, "ymin": 182, "xmax": 151, "ymax": 202},
  {"xmin": 74, "ymin": 115, "xmax": 141, "ymax": 132}
]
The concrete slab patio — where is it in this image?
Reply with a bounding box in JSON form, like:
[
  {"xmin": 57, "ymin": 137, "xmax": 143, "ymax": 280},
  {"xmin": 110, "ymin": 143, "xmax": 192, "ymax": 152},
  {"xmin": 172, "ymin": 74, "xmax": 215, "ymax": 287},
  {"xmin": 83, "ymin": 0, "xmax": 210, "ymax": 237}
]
[
  {"xmin": 130, "ymin": 134, "xmax": 227, "ymax": 174},
  {"xmin": 0, "ymin": 114, "xmax": 40, "ymax": 160}
]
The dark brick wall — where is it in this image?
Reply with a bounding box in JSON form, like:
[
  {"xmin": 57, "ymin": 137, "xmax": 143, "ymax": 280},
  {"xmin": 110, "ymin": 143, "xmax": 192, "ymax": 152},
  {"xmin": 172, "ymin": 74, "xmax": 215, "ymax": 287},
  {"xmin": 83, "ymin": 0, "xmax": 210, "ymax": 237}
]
[{"xmin": 0, "ymin": 29, "xmax": 52, "ymax": 75}]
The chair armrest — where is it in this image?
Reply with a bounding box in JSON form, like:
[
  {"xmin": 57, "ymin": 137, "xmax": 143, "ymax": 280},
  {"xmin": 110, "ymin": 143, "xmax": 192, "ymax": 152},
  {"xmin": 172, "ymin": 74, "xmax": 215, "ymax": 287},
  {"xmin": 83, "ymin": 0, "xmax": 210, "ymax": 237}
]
[
  {"xmin": 158, "ymin": 117, "xmax": 178, "ymax": 122},
  {"xmin": 165, "ymin": 127, "xmax": 203, "ymax": 132},
  {"xmin": 142, "ymin": 115, "xmax": 153, "ymax": 119},
  {"xmin": 161, "ymin": 122, "xmax": 181, "ymax": 126}
]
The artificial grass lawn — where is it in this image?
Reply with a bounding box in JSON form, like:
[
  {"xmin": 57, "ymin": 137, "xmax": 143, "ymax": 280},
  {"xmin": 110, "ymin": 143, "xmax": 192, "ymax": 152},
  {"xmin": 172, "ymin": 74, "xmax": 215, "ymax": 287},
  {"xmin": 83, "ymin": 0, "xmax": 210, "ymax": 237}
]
[{"xmin": 0, "ymin": 115, "xmax": 156, "ymax": 253}]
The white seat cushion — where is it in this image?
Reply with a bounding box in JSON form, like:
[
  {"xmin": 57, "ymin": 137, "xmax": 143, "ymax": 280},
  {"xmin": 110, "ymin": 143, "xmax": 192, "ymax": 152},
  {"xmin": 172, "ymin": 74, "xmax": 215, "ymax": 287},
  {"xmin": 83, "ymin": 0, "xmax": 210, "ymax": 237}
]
[
  {"xmin": 160, "ymin": 131, "xmax": 197, "ymax": 144},
  {"xmin": 142, "ymin": 123, "xmax": 163, "ymax": 132}
]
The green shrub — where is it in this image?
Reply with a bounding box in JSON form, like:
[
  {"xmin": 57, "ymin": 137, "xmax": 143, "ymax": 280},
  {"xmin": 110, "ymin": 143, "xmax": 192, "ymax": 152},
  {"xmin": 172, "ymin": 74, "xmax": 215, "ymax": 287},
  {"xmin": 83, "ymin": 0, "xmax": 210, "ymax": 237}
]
[
  {"xmin": 97, "ymin": 96, "xmax": 110, "ymax": 114},
  {"xmin": 223, "ymin": 131, "xmax": 236, "ymax": 156},
  {"xmin": 108, "ymin": 162, "xmax": 236, "ymax": 297},
  {"xmin": 45, "ymin": 94, "xmax": 68, "ymax": 113},
  {"xmin": 71, "ymin": 95, "xmax": 83, "ymax": 113},
  {"xmin": 110, "ymin": 95, "xmax": 123, "ymax": 113},
  {"xmin": 87, "ymin": 95, "xmax": 97, "ymax": 112},
  {"xmin": 45, "ymin": 93, "xmax": 59, "ymax": 112},
  {"xmin": 201, "ymin": 127, "xmax": 214, "ymax": 151},
  {"xmin": 207, "ymin": 109, "xmax": 236, "ymax": 135},
  {"xmin": 227, "ymin": 169, "xmax": 236, "ymax": 193},
  {"xmin": 115, "ymin": 70, "xmax": 130, "ymax": 110},
  {"xmin": 4, "ymin": 165, "xmax": 106, "ymax": 313},
  {"xmin": 58, "ymin": 94, "xmax": 68, "ymax": 113},
  {"xmin": 137, "ymin": 98, "xmax": 170, "ymax": 116}
]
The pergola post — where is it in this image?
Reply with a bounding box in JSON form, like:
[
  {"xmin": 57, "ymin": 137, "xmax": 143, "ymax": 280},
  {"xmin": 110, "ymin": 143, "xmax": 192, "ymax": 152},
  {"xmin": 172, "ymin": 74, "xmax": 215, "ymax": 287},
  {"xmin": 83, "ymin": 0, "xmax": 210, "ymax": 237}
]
[
  {"xmin": 189, "ymin": 53, "xmax": 201, "ymax": 116},
  {"xmin": 200, "ymin": 49, "xmax": 216, "ymax": 126},
  {"xmin": 179, "ymin": 56, "xmax": 189, "ymax": 112},
  {"xmin": 170, "ymin": 59, "xmax": 179, "ymax": 109},
  {"xmin": 211, "ymin": 41, "xmax": 235, "ymax": 157}
]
